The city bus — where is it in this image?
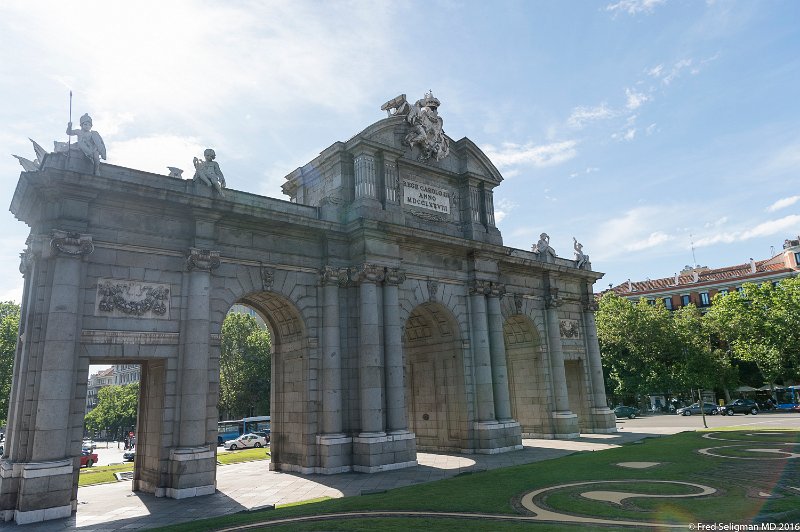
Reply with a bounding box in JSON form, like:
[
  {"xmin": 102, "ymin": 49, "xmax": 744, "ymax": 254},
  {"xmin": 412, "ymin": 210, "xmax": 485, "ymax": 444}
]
[{"xmin": 217, "ymin": 415, "xmax": 271, "ymax": 445}]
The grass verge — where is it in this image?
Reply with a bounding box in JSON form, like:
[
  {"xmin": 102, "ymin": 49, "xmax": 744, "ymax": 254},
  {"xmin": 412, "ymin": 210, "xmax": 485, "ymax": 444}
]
[
  {"xmin": 217, "ymin": 447, "xmax": 270, "ymax": 465},
  {"xmin": 153, "ymin": 428, "xmax": 800, "ymax": 531},
  {"xmin": 78, "ymin": 462, "xmax": 134, "ymax": 487}
]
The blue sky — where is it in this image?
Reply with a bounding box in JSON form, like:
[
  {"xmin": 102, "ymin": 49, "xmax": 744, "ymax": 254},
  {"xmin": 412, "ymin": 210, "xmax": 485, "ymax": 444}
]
[{"xmin": 1, "ymin": 0, "xmax": 799, "ymax": 302}]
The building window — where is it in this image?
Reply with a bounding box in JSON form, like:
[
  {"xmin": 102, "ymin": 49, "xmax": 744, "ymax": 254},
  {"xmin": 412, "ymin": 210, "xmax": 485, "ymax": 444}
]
[
  {"xmin": 647, "ymin": 299, "xmax": 655, "ymax": 305},
  {"xmin": 663, "ymin": 297, "xmax": 673, "ymax": 310},
  {"xmin": 737, "ymin": 286, "xmax": 744, "ymax": 293},
  {"xmin": 700, "ymin": 292, "xmax": 710, "ymax": 306},
  {"xmin": 680, "ymin": 294, "xmax": 690, "ymax": 306},
  {"xmin": 795, "ymin": 252, "xmax": 800, "ymax": 266},
  {"xmin": 719, "ymin": 288, "xmax": 728, "ymax": 296}
]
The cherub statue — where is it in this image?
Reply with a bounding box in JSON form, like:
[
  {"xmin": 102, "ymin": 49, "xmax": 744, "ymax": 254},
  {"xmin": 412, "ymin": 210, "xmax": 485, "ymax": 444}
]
[
  {"xmin": 532, "ymin": 232, "xmax": 556, "ymax": 258},
  {"xmin": 66, "ymin": 113, "xmax": 106, "ymax": 174},
  {"xmin": 573, "ymin": 237, "xmax": 589, "ymax": 269},
  {"xmin": 193, "ymin": 148, "xmax": 226, "ymax": 196}
]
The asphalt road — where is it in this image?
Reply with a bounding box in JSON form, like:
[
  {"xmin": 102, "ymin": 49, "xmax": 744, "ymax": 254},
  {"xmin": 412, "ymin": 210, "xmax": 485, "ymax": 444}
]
[{"xmin": 613, "ymin": 410, "xmax": 800, "ymax": 432}]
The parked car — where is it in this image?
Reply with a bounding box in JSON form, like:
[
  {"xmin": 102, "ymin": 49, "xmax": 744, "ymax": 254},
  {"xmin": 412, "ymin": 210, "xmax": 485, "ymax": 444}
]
[
  {"xmin": 613, "ymin": 406, "xmax": 640, "ymax": 419},
  {"xmin": 254, "ymin": 430, "xmax": 271, "ymax": 443},
  {"xmin": 223, "ymin": 433, "xmax": 267, "ymax": 450},
  {"xmin": 676, "ymin": 402, "xmax": 719, "ymax": 416},
  {"xmin": 720, "ymin": 399, "xmax": 759, "ymax": 416},
  {"xmin": 122, "ymin": 451, "xmax": 135, "ymax": 462},
  {"xmin": 80, "ymin": 450, "xmax": 98, "ymax": 467},
  {"xmin": 82, "ymin": 439, "xmax": 96, "ymax": 451}
]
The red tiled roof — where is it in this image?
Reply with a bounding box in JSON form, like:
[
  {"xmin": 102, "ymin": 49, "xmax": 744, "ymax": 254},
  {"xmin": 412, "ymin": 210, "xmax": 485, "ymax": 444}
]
[{"xmin": 610, "ymin": 257, "xmax": 795, "ymax": 296}]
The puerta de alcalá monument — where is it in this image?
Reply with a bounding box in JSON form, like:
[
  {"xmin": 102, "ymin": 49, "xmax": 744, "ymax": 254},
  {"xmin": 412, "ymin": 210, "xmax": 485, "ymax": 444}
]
[{"xmin": 1, "ymin": 92, "xmax": 615, "ymax": 524}]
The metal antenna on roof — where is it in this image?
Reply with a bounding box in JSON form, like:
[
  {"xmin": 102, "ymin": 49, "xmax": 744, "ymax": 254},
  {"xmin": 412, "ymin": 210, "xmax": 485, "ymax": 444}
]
[{"xmin": 690, "ymin": 233, "xmax": 698, "ymax": 267}]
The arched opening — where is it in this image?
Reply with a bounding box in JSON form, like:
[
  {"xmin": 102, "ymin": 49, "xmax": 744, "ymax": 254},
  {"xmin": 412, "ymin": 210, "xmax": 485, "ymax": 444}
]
[
  {"xmin": 231, "ymin": 291, "xmax": 306, "ymax": 470},
  {"xmin": 504, "ymin": 315, "xmax": 551, "ymax": 437},
  {"xmin": 403, "ymin": 302, "xmax": 466, "ymax": 451}
]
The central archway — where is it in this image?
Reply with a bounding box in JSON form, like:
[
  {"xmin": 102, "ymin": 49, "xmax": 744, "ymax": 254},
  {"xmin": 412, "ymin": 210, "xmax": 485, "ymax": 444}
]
[
  {"xmin": 217, "ymin": 290, "xmax": 308, "ymax": 471},
  {"xmin": 403, "ymin": 302, "xmax": 467, "ymax": 451}
]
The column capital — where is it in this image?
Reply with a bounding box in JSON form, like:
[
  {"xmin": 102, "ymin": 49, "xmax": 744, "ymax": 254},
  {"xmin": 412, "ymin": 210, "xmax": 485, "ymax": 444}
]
[
  {"xmin": 488, "ymin": 283, "xmax": 506, "ymax": 298},
  {"xmin": 582, "ymin": 296, "xmax": 599, "ymax": 312},
  {"xmin": 351, "ymin": 263, "xmax": 384, "ymax": 284},
  {"xmin": 469, "ymin": 279, "xmax": 491, "ymax": 296},
  {"xmin": 19, "ymin": 248, "xmax": 36, "ymax": 275},
  {"xmin": 545, "ymin": 287, "xmax": 562, "ymax": 309},
  {"xmin": 319, "ymin": 265, "xmax": 349, "ymax": 287},
  {"xmin": 50, "ymin": 229, "xmax": 94, "ymax": 257},
  {"xmin": 384, "ymin": 268, "xmax": 406, "ymax": 286},
  {"xmin": 186, "ymin": 248, "xmax": 220, "ymax": 272}
]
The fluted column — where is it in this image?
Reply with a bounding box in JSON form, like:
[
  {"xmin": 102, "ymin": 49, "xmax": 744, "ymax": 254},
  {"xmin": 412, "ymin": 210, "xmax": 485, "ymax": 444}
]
[
  {"xmin": 319, "ymin": 266, "xmax": 348, "ymax": 435},
  {"xmin": 180, "ymin": 248, "xmax": 219, "ymax": 447},
  {"xmin": 487, "ymin": 284, "xmax": 512, "ymax": 422},
  {"xmin": 384, "ymin": 268, "xmax": 407, "ymax": 433},
  {"xmin": 470, "ymin": 280, "xmax": 495, "ymax": 422},
  {"xmin": 354, "ymin": 263, "xmax": 385, "ymax": 435}
]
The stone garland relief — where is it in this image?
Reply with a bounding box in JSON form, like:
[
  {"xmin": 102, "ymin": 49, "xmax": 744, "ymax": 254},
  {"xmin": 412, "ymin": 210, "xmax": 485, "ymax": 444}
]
[
  {"xmin": 559, "ymin": 319, "xmax": 580, "ymax": 339},
  {"xmin": 95, "ymin": 278, "xmax": 171, "ymax": 319}
]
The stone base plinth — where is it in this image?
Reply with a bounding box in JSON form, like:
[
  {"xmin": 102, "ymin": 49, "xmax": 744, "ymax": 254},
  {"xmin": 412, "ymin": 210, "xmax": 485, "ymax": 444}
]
[
  {"xmin": 472, "ymin": 420, "xmax": 523, "ymax": 454},
  {"xmin": 586, "ymin": 407, "xmax": 617, "ymax": 434},
  {"xmin": 352, "ymin": 431, "xmax": 417, "ymax": 473},
  {"xmin": 0, "ymin": 459, "xmax": 75, "ymax": 524},
  {"xmin": 552, "ymin": 411, "xmax": 580, "ymax": 439},
  {"xmin": 316, "ymin": 434, "xmax": 353, "ymax": 474},
  {"xmin": 166, "ymin": 447, "xmax": 216, "ymax": 499}
]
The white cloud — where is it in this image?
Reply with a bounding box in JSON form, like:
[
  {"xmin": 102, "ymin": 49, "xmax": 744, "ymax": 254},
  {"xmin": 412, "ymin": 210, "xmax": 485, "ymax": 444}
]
[
  {"xmin": 611, "ymin": 128, "xmax": 636, "ymax": 141},
  {"xmin": 625, "ymin": 88, "xmax": 649, "ymax": 110},
  {"xmin": 646, "ymin": 123, "xmax": 658, "ymax": 135},
  {"xmin": 482, "ymin": 140, "xmax": 578, "ymax": 169},
  {"xmin": 590, "ymin": 206, "xmax": 678, "ymax": 260},
  {"xmin": 627, "ymin": 231, "xmax": 674, "ymax": 251},
  {"xmin": 694, "ymin": 215, "xmax": 800, "ymax": 246},
  {"xmin": 567, "ymin": 104, "xmax": 614, "ymax": 128},
  {"xmin": 606, "ymin": 0, "xmax": 666, "ymax": 15},
  {"xmin": 704, "ymin": 216, "xmax": 728, "ymax": 229},
  {"xmin": 767, "ymin": 195, "xmax": 800, "ymax": 213},
  {"xmin": 494, "ymin": 198, "xmax": 517, "ymax": 224}
]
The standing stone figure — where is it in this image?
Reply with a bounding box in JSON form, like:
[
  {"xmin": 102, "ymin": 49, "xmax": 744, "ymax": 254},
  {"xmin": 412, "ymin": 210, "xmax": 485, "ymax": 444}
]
[
  {"xmin": 573, "ymin": 237, "xmax": 589, "ymax": 269},
  {"xmin": 193, "ymin": 148, "xmax": 226, "ymax": 196},
  {"xmin": 65, "ymin": 113, "xmax": 106, "ymax": 174}
]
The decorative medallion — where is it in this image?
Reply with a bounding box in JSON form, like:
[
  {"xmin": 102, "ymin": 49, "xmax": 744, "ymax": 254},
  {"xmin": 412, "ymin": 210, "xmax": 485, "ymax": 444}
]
[
  {"xmin": 186, "ymin": 248, "xmax": 220, "ymax": 272},
  {"xmin": 427, "ymin": 279, "xmax": 439, "ymax": 301},
  {"xmin": 559, "ymin": 319, "xmax": 580, "ymax": 339},
  {"xmin": 51, "ymin": 230, "xmax": 94, "ymax": 256}
]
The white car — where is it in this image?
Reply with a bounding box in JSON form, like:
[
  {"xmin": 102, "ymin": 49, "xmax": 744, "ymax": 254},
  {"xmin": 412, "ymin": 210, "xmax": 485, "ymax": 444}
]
[{"xmin": 223, "ymin": 433, "xmax": 267, "ymax": 450}]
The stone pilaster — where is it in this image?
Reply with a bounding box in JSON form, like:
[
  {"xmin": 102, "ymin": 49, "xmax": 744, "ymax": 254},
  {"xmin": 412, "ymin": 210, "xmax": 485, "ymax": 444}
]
[
  {"xmin": 316, "ymin": 266, "xmax": 352, "ymax": 473},
  {"xmin": 582, "ymin": 297, "xmax": 616, "ymax": 433},
  {"xmin": 545, "ymin": 280, "xmax": 579, "ymax": 438},
  {"xmin": 383, "ymin": 268, "xmax": 408, "ymax": 433},
  {"xmin": 469, "ymin": 280, "xmax": 495, "ymax": 422},
  {"xmin": 487, "ymin": 284, "xmax": 513, "ymax": 422},
  {"xmin": 352, "ymin": 263, "xmax": 385, "ymax": 436},
  {"xmin": 167, "ymin": 247, "xmax": 219, "ymax": 499}
]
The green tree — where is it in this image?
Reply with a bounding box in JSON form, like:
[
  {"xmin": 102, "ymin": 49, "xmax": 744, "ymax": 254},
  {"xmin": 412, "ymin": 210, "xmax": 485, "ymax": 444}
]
[
  {"xmin": 0, "ymin": 301, "xmax": 21, "ymax": 427},
  {"xmin": 219, "ymin": 312, "xmax": 271, "ymax": 420},
  {"xmin": 705, "ymin": 277, "xmax": 800, "ymax": 386},
  {"xmin": 84, "ymin": 383, "xmax": 139, "ymax": 440}
]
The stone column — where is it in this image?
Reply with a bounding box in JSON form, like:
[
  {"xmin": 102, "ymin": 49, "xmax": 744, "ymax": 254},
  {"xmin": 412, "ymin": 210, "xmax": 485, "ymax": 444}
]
[
  {"xmin": 469, "ymin": 280, "xmax": 495, "ymax": 422},
  {"xmin": 583, "ymin": 297, "xmax": 617, "ymax": 433},
  {"xmin": 354, "ymin": 263, "xmax": 385, "ymax": 435},
  {"xmin": 544, "ymin": 281, "xmax": 579, "ymax": 438},
  {"xmin": 383, "ymin": 268, "xmax": 407, "ymax": 433},
  {"xmin": 166, "ymin": 248, "xmax": 218, "ymax": 499},
  {"xmin": 487, "ymin": 284, "xmax": 512, "ymax": 422},
  {"xmin": 319, "ymin": 267, "xmax": 348, "ymax": 436}
]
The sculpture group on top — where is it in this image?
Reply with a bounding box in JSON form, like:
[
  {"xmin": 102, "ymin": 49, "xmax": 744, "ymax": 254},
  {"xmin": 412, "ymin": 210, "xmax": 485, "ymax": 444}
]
[
  {"xmin": 64, "ymin": 113, "xmax": 106, "ymax": 174},
  {"xmin": 381, "ymin": 91, "xmax": 450, "ymax": 162}
]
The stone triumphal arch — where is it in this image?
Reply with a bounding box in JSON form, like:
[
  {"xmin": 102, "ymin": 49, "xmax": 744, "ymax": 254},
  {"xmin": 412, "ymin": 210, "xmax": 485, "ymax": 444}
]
[{"xmin": 1, "ymin": 92, "xmax": 615, "ymax": 524}]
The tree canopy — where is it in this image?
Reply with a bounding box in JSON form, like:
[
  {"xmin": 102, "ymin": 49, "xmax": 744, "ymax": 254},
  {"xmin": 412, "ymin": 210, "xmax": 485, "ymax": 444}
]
[
  {"xmin": 0, "ymin": 301, "xmax": 21, "ymax": 427},
  {"xmin": 84, "ymin": 383, "xmax": 139, "ymax": 440},
  {"xmin": 219, "ymin": 311, "xmax": 271, "ymax": 420}
]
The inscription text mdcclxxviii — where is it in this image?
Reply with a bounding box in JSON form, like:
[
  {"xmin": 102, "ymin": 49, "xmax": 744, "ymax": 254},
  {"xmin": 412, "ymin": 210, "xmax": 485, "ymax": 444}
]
[{"xmin": 402, "ymin": 178, "xmax": 450, "ymax": 214}]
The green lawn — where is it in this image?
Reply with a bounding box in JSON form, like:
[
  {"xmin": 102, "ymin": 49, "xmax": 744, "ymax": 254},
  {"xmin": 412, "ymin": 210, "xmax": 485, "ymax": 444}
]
[
  {"xmin": 153, "ymin": 429, "xmax": 800, "ymax": 531},
  {"xmin": 78, "ymin": 447, "xmax": 270, "ymax": 487}
]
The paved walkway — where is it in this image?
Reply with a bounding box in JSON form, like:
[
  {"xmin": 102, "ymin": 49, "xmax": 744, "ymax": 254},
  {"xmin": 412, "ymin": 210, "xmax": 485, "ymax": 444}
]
[{"xmin": 1, "ymin": 428, "xmax": 672, "ymax": 531}]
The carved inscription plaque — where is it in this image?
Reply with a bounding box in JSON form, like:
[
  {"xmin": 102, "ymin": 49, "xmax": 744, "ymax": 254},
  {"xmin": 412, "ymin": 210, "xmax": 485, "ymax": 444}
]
[
  {"xmin": 402, "ymin": 178, "xmax": 450, "ymax": 215},
  {"xmin": 95, "ymin": 278, "xmax": 171, "ymax": 319}
]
